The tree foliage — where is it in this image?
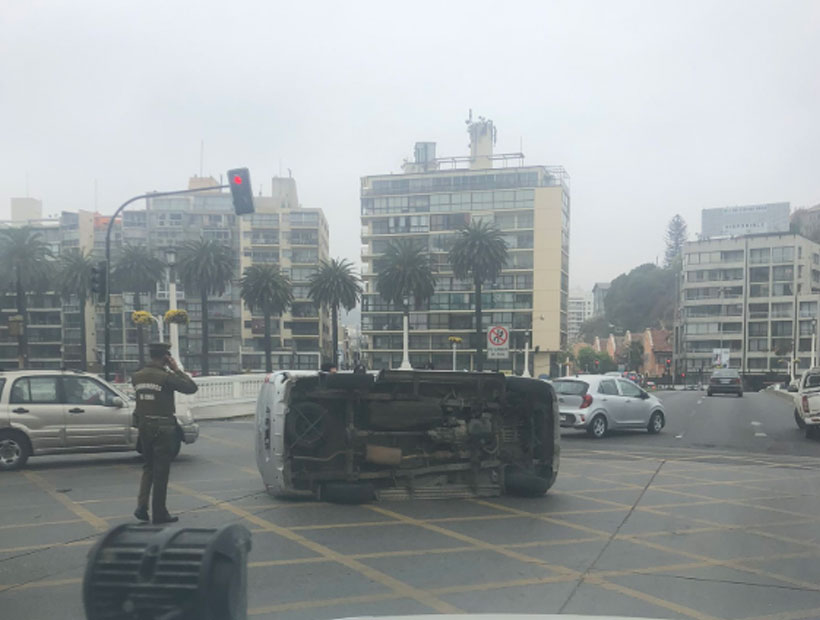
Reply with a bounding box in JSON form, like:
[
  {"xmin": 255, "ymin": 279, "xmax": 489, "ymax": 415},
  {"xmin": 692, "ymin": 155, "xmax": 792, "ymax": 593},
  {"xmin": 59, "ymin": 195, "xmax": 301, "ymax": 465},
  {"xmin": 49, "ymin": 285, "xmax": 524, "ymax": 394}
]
[
  {"xmin": 576, "ymin": 347, "xmax": 616, "ymax": 373},
  {"xmin": 240, "ymin": 264, "xmax": 293, "ymax": 373},
  {"xmin": 178, "ymin": 239, "xmax": 235, "ymax": 375},
  {"xmin": 0, "ymin": 227, "xmax": 54, "ymax": 366},
  {"xmin": 605, "ymin": 263, "xmax": 676, "ymax": 332},
  {"xmin": 308, "ymin": 258, "xmax": 362, "ymax": 365},
  {"xmin": 578, "ymin": 315, "xmax": 613, "ymax": 344},
  {"xmin": 376, "ymin": 239, "xmax": 436, "ymax": 310},
  {"xmin": 664, "ymin": 214, "xmax": 688, "ymax": 267},
  {"xmin": 57, "ymin": 248, "xmax": 94, "ymax": 370},
  {"xmin": 449, "ymin": 221, "xmax": 508, "ymax": 371}
]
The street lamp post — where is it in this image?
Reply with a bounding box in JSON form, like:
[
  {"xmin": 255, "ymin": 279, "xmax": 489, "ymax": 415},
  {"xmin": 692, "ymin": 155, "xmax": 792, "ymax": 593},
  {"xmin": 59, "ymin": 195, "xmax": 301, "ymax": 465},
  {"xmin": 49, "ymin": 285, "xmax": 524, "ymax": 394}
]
[
  {"xmin": 165, "ymin": 247, "xmax": 182, "ymax": 369},
  {"xmin": 812, "ymin": 318, "xmax": 817, "ymax": 369},
  {"xmin": 399, "ymin": 295, "xmax": 412, "ymax": 370},
  {"xmin": 522, "ymin": 330, "xmax": 531, "ymax": 378},
  {"xmin": 448, "ymin": 336, "xmax": 462, "ymax": 371}
]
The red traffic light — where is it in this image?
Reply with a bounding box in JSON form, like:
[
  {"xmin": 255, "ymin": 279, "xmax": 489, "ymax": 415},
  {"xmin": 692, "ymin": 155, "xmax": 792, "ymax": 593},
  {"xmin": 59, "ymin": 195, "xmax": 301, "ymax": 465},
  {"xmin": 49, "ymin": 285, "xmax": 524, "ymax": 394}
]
[{"xmin": 232, "ymin": 175, "xmax": 243, "ymax": 185}]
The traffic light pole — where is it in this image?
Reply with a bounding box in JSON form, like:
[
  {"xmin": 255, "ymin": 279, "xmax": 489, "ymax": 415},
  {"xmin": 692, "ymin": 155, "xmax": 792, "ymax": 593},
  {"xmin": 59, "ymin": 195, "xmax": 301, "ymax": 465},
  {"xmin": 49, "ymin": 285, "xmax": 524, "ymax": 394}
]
[{"xmin": 104, "ymin": 185, "xmax": 228, "ymax": 381}]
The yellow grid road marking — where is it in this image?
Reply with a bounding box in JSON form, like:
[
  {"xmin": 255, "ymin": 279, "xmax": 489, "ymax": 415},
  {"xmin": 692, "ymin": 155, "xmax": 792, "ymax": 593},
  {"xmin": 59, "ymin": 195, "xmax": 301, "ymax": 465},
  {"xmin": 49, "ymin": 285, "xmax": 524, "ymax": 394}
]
[
  {"xmin": 22, "ymin": 471, "xmax": 108, "ymax": 531},
  {"xmin": 368, "ymin": 503, "xmax": 720, "ymax": 620},
  {"xmin": 168, "ymin": 481, "xmax": 461, "ymax": 614},
  {"xmin": 0, "ymin": 577, "xmax": 83, "ymax": 594},
  {"xmin": 0, "ymin": 517, "xmax": 84, "ymax": 530}
]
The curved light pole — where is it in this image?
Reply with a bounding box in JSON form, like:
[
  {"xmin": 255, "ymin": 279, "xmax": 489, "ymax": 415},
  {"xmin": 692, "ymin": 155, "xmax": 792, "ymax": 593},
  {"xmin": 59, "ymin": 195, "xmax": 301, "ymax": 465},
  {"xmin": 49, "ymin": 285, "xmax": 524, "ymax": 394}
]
[{"xmin": 104, "ymin": 185, "xmax": 229, "ymax": 380}]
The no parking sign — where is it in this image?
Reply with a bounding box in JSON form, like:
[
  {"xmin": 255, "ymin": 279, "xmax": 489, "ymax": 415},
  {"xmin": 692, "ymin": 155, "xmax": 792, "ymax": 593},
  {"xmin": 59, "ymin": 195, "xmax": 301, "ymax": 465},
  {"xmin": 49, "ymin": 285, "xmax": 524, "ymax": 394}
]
[{"xmin": 487, "ymin": 325, "xmax": 510, "ymax": 360}]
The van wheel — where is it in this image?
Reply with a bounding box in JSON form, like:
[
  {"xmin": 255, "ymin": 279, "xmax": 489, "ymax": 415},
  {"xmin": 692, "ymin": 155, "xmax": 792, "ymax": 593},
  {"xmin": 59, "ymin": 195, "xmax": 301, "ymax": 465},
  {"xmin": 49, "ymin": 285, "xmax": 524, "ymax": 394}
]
[
  {"xmin": 0, "ymin": 431, "xmax": 31, "ymax": 471},
  {"xmin": 505, "ymin": 469, "xmax": 550, "ymax": 497},
  {"xmin": 320, "ymin": 482, "xmax": 376, "ymax": 504},
  {"xmin": 795, "ymin": 410, "xmax": 806, "ymax": 430}
]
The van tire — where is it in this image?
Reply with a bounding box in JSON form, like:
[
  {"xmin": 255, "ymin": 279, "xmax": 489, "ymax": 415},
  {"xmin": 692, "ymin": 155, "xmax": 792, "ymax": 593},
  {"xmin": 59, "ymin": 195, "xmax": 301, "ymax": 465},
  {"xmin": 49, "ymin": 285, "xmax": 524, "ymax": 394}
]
[
  {"xmin": 0, "ymin": 430, "xmax": 31, "ymax": 471},
  {"xmin": 320, "ymin": 482, "xmax": 376, "ymax": 504},
  {"xmin": 505, "ymin": 469, "xmax": 550, "ymax": 497}
]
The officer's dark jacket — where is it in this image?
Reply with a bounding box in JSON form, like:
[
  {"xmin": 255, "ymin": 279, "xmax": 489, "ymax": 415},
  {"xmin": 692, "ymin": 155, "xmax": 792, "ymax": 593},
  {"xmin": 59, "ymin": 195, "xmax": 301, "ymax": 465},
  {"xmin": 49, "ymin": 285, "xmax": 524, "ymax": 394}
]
[{"xmin": 132, "ymin": 361, "xmax": 198, "ymax": 421}]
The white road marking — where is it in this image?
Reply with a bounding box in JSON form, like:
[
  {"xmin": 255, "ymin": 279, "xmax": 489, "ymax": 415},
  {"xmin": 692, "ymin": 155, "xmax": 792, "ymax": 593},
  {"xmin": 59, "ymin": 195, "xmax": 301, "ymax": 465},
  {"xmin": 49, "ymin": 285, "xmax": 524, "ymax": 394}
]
[
  {"xmin": 675, "ymin": 434, "xmax": 684, "ymax": 439},
  {"xmin": 755, "ymin": 432, "xmax": 767, "ymax": 437},
  {"xmin": 750, "ymin": 421, "xmax": 762, "ymax": 426},
  {"xmin": 697, "ymin": 399, "xmax": 704, "ymax": 405}
]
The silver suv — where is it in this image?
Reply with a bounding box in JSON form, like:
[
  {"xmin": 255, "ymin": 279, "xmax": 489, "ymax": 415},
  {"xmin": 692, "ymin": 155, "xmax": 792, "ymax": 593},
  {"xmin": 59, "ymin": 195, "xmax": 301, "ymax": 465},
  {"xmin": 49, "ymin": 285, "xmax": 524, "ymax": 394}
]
[
  {"xmin": 0, "ymin": 370, "xmax": 198, "ymax": 471},
  {"xmin": 553, "ymin": 374, "xmax": 666, "ymax": 438}
]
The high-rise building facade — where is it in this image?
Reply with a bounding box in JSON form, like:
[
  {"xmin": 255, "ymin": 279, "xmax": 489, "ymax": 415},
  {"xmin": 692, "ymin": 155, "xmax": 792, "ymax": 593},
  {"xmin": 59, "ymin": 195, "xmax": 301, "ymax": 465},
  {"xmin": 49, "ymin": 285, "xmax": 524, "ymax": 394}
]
[
  {"xmin": 591, "ymin": 282, "xmax": 610, "ymax": 317},
  {"xmin": 567, "ymin": 289, "xmax": 593, "ymax": 343},
  {"xmin": 360, "ymin": 118, "xmax": 570, "ymax": 376},
  {"xmin": 701, "ymin": 202, "xmax": 790, "ymax": 239},
  {"xmin": 1, "ymin": 177, "xmax": 331, "ymax": 374},
  {"xmin": 678, "ymin": 232, "xmax": 820, "ymax": 379}
]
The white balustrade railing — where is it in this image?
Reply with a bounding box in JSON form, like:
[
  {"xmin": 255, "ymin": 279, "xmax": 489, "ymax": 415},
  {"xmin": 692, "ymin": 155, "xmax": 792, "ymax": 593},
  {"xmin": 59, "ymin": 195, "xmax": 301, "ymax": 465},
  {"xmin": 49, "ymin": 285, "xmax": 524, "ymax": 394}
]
[
  {"xmin": 184, "ymin": 374, "xmax": 267, "ymax": 407},
  {"xmin": 114, "ymin": 373, "xmax": 268, "ymax": 417}
]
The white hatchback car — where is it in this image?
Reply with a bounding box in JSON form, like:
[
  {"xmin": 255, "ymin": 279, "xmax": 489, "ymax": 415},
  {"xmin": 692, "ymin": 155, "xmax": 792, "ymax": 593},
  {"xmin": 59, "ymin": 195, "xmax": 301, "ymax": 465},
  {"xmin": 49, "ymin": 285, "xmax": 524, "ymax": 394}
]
[
  {"xmin": 0, "ymin": 369, "xmax": 199, "ymax": 470},
  {"xmin": 553, "ymin": 374, "xmax": 665, "ymax": 438}
]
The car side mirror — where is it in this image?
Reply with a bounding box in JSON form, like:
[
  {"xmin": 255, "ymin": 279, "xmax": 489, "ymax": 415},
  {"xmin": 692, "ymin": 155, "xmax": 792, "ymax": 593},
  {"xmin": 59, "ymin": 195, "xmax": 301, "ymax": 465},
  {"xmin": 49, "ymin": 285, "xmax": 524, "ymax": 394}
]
[
  {"xmin": 788, "ymin": 385, "xmax": 798, "ymax": 393},
  {"xmin": 640, "ymin": 391, "xmax": 650, "ymax": 399},
  {"xmin": 111, "ymin": 397, "xmax": 125, "ymax": 408}
]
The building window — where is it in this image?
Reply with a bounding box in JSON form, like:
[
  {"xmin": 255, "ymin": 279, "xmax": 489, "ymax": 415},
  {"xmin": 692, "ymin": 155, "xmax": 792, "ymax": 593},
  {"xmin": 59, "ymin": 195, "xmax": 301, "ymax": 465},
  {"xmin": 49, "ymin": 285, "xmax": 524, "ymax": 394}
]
[
  {"xmin": 748, "ymin": 322, "xmax": 768, "ymax": 337},
  {"xmin": 749, "ymin": 248, "xmax": 770, "ymax": 264},
  {"xmin": 772, "ymin": 282, "xmax": 794, "ymax": 296},
  {"xmin": 749, "ymin": 284, "xmax": 769, "ymax": 297},
  {"xmin": 749, "ymin": 267, "xmax": 769, "ymax": 282},
  {"xmin": 771, "ymin": 247, "xmax": 795, "ymax": 263},
  {"xmin": 771, "ymin": 321, "xmax": 793, "ymax": 337}
]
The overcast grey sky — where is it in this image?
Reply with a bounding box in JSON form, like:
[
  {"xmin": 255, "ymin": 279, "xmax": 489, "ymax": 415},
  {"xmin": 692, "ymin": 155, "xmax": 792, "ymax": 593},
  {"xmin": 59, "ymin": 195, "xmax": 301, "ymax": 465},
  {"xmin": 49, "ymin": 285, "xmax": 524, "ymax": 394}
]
[{"xmin": 2, "ymin": 0, "xmax": 818, "ymax": 290}]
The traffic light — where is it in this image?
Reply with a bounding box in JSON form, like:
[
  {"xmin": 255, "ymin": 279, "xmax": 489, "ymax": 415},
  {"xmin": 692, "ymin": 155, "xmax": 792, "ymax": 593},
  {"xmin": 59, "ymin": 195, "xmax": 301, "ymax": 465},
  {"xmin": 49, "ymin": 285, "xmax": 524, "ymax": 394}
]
[
  {"xmin": 228, "ymin": 167, "xmax": 255, "ymax": 215},
  {"xmin": 666, "ymin": 358, "xmax": 671, "ymax": 369},
  {"xmin": 90, "ymin": 261, "xmax": 106, "ymax": 298},
  {"xmin": 594, "ymin": 359, "xmax": 600, "ymax": 370}
]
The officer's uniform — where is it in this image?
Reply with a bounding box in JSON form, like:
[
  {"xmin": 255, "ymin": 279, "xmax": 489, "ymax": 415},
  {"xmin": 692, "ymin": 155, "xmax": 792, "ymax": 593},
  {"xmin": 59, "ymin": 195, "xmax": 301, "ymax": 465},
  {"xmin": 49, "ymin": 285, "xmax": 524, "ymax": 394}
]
[{"xmin": 133, "ymin": 343, "xmax": 198, "ymax": 523}]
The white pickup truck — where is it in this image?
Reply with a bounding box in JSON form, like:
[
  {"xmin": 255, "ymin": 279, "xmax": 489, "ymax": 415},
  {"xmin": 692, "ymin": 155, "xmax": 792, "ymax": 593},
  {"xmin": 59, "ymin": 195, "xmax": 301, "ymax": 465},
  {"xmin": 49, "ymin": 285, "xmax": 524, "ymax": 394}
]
[{"xmin": 791, "ymin": 369, "xmax": 820, "ymax": 437}]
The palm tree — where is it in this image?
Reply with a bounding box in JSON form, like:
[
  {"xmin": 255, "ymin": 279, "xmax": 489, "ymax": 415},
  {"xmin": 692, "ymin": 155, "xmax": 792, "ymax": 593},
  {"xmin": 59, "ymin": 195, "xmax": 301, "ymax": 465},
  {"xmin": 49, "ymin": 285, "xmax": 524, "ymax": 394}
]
[
  {"xmin": 57, "ymin": 248, "xmax": 94, "ymax": 370},
  {"xmin": 308, "ymin": 258, "xmax": 362, "ymax": 366},
  {"xmin": 0, "ymin": 228, "xmax": 53, "ymax": 367},
  {"xmin": 178, "ymin": 239, "xmax": 234, "ymax": 375},
  {"xmin": 240, "ymin": 264, "xmax": 293, "ymax": 373},
  {"xmin": 449, "ymin": 220, "xmax": 508, "ymax": 371},
  {"xmin": 376, "ymin": 239, "xmax": 437, "ymax": 369},
  {"xmin": 113, "ymin": 245, "xmax": 165, "ymax": 366}
]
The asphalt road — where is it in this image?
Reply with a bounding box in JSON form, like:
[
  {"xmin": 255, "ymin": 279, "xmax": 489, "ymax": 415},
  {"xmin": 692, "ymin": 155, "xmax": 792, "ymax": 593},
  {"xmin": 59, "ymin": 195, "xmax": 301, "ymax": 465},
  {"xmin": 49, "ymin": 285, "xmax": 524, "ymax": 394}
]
[
  {"xmin": 562, "ymin": 389, "xmax": 820, "ymax": 458},
  {"xmin": 3, "ymin": 390, "xmax": 820, "ymax": 620}
]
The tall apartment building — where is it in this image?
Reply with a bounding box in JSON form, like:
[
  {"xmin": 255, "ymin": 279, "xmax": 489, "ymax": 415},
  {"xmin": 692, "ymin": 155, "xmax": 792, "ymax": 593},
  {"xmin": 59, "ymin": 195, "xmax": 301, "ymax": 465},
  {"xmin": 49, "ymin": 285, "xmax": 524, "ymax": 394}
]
[
  {"xmin": 678, "ymin": 233, "xmax": 820, "ymax": 379},
  {"xmin": 567, "ymin": 289, "xmax": 593, "ymax": 343},
  {"xmin": 0, "ymin": 209, "xmax": 98, "ymax": 370},
  {"xmin": 360, "ymin": 117, "xmax": 570, "ymax": 376},
  {"xmin": 701, "ymin": 202, "xmax": 790, "ymax": 239},
  {"xmin": 1, "ymin": 178, "xmax": 331, "ymax": 374}
]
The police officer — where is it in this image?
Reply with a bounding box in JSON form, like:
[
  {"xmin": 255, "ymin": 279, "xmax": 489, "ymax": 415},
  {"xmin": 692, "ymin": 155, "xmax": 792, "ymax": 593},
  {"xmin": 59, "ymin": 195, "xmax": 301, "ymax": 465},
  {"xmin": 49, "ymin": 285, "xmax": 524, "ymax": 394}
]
[{"xmin": 133, "ymin": 342, "xmax": 198, "ymax": 524}]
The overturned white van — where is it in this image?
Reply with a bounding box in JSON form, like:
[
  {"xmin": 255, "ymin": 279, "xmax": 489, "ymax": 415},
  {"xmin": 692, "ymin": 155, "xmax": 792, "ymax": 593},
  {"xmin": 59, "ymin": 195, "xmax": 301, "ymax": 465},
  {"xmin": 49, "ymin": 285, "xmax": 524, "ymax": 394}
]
[{"xmin": 255, "ymin": 369, "xmax": 560, "ymax": 503}]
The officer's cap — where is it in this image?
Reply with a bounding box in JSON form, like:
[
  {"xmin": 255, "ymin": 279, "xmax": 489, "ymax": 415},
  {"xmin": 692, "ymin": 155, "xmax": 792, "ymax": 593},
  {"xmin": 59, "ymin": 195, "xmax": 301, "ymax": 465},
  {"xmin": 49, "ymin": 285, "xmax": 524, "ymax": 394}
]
[{"xmin": 148, "ymin": 342, "xmax": 172, "ymax": 358}]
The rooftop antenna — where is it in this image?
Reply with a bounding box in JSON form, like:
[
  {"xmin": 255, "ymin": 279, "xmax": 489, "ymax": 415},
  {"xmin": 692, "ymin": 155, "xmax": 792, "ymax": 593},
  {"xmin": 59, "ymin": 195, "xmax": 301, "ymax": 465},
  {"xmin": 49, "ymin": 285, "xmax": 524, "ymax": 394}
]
[{"xmin": 199, "ymin": 140, "xmax": 204, "ymax": 177}]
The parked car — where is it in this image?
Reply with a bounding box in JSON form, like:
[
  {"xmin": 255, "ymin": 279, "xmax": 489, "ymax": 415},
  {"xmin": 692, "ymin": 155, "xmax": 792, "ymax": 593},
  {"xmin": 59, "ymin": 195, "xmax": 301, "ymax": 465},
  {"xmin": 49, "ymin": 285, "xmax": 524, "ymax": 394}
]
[
  {"xmin": 0, "ymin": 370, "xmax": 198, "ymax": 471},
  {"xmin": 255, "ymin": 369, "xmax": 560, "ymax": 502},
  {"xmin": 707, "ymin": 368, "xmax": 743, "ymax": 397},
  {"xmin": 792, "ymin": 368, "xmax": 820, "ymax": 437},
  {"xmin": 553, "ymin": 374, "xmax": 665, "ymax": 439}
]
